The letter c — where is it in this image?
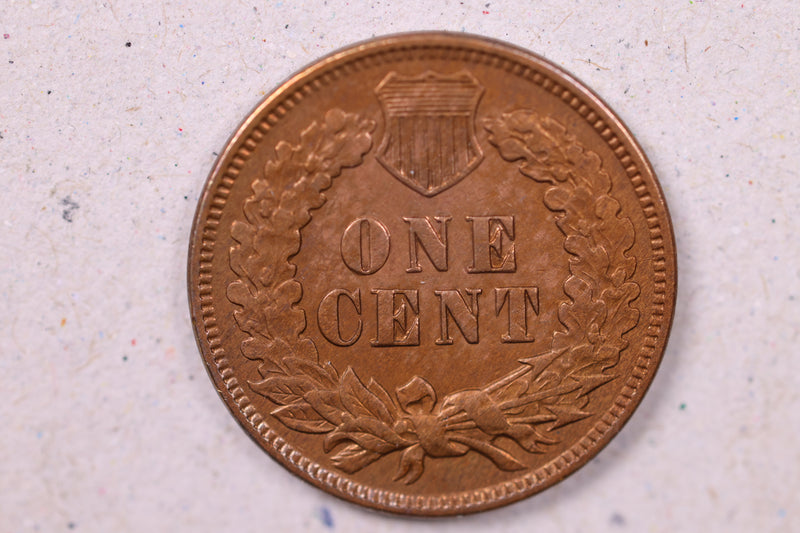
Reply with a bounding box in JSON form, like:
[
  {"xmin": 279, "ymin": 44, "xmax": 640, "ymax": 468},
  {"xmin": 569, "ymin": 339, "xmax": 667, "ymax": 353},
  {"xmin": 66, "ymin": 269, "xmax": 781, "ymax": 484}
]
[{"xmin": 317, "ymin": 288, "xmax": 362, "ymax": 346}]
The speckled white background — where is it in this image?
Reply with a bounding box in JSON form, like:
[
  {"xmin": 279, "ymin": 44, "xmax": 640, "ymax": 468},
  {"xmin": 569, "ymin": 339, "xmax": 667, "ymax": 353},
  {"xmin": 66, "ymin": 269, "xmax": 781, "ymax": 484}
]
[{"xmin": 2, "ymin": 1, "xmax": 798, "ymax": 531}]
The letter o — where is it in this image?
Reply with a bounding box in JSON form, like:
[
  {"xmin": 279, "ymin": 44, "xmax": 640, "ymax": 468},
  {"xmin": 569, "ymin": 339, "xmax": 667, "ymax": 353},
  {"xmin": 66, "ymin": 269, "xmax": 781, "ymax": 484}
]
[{"xmin": 340, "ymin": 217, "xmax": 391, "ymax": 275}]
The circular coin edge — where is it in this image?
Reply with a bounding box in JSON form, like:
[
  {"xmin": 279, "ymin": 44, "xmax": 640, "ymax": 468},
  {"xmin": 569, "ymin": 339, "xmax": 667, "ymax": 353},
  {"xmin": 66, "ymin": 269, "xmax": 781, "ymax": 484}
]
[{"xmin": 187, "ymin": 31, "xmax": 678, "ymax": 516}]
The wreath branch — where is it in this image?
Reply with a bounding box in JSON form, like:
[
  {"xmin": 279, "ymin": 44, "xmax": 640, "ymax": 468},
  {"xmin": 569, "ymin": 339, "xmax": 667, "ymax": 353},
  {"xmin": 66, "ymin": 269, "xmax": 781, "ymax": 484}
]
[{"xmin": 227, "ymin": 108, "xmax": 640, "ymax": 484}]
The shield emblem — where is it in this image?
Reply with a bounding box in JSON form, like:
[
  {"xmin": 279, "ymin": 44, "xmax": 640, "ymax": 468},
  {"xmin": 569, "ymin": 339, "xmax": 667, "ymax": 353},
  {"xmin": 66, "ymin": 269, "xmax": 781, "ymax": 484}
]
[{"xmin": 375, "ymin": 71, "xmax": 485, "ymax": 197}]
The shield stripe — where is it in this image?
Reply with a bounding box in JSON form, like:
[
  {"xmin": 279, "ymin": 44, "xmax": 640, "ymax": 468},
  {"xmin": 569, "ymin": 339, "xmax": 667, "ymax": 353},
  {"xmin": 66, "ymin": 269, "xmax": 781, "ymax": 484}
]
[
  {"xmin": 389, "ymin": 117, "xmax": 398, "ymax": 175},
  {"xmin": 405, "ymin": 116, "xmax": 413, "ymax": 185},
  {"xmin": 435, "ymin": 115, "xmax": 443, "ymax": 189},
  {"xmin": 416, "ymin": 114, "xmax": 423, "ymax": 185},
  {"xmin": 447, "ymin": 115, "xmax": 455, "ymax": 178},
  {"xmin": 425, "ymin": 115, "xmax": 432, "ymax": 189},
  {"xmin": 438, "ymin": 115, "xmax": 444, "ymax": 179},
  {"xmin": 404, "ymin": 116, "xmax": 411, "ymax": 178},
  {"xmin": 457, "ymin": 115, "xmax": 468, "ymax": 172}
]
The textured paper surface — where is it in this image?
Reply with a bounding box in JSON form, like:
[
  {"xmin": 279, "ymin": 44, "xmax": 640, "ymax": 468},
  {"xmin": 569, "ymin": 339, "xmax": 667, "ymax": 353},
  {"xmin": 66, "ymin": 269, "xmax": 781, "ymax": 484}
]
[{"xmin": 2, "ymin": 1, "xmax": 798, "ymax": 531}]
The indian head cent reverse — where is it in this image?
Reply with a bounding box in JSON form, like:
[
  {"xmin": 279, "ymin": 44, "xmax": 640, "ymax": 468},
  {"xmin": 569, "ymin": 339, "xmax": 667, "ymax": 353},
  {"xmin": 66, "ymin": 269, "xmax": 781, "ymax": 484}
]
[{"xmin": 188, "ymin": 32, "xmax": 677, "ymax": 516}]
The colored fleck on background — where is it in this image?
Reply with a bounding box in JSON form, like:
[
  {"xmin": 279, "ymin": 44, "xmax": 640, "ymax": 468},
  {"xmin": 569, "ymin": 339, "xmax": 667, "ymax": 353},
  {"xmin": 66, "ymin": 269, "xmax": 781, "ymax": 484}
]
[{"xmin": 1, "ymin": 1, "xmax": 798, "ymax": 532}]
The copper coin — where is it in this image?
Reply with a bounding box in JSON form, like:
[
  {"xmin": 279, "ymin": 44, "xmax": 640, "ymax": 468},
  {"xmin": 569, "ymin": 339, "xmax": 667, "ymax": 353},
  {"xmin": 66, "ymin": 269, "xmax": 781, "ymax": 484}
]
[{"xmin": 188, "ymin": 32, "xmax": 676, "ymax": 515}]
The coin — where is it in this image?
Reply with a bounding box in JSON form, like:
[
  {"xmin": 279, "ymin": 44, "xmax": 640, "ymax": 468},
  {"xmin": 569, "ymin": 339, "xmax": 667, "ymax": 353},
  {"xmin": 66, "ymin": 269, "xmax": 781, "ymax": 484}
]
[{"xmin": 188, "ymin": 32, "xmax": 676, "ymax": 515}]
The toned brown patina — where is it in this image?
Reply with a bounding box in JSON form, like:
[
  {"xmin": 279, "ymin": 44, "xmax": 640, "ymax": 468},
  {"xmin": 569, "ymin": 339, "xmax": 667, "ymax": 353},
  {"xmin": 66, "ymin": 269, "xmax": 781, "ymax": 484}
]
[{"xmin": 188, "ymin": 33, "xmax": 676, "ymax": 515}]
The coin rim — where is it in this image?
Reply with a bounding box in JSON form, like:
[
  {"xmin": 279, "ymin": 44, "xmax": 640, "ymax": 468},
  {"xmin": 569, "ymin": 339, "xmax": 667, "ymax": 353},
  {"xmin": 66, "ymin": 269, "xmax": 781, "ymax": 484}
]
[{"xmin": 187, "ymin": 31, "xmax": 678, "ymax": 516}]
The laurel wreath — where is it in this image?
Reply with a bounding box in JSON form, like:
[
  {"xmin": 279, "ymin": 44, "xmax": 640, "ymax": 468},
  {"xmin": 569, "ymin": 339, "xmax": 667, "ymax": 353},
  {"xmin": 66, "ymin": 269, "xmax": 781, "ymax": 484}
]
[{"xmin": 226, "ymin": 108, "xmax": 640, "ymax": 484}]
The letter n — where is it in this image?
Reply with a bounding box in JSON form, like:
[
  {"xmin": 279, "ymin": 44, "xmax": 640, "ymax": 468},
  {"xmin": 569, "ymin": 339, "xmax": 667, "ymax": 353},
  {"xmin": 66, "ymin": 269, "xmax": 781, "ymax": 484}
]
[{"xmin": 435, "ymin": 289, "xmax": 481, "ymax": 345}]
